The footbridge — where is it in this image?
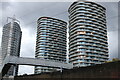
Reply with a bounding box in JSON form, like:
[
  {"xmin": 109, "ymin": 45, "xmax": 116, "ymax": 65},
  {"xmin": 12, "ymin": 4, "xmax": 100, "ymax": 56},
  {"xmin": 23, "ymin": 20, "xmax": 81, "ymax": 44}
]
[{"xmin": 0, "ymin": 55, "xmax": 73, "ymax": 79}]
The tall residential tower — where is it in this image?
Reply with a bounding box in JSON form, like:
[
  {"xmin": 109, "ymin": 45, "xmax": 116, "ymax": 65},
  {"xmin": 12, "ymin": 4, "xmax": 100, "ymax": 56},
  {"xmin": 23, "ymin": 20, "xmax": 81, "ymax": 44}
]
[
  {"xmin": 1, "ymin": 17, "xmax": 22, "ymax": 76},
  {"xmin": 68, "ymin": 1, "xmax": 108, "ymax": 67},
  {"xmin": 35, "ymin": 17, "xmax": 67, "ymax": 74}
]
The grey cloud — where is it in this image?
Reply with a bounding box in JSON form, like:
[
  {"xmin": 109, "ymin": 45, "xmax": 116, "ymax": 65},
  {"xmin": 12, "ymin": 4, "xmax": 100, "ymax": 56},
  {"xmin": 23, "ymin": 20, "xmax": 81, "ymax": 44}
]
[
  {"xmin": 16, "ymin": 2, "xmax": 70, "ymax": 35},
  {"xmin": 99, "ymin": 2, "xmax": 118, "ymax": 32},
  {"xmin": 2, "ymin": 2, "xmax": 70, "ymax": 34},
  {"xmin": 1, "ymin": 2, "xmax": 12, "ymax": 10},
  {"xmin": 108, "ymin": 31, "xmax": 118, "ymax": 60}
]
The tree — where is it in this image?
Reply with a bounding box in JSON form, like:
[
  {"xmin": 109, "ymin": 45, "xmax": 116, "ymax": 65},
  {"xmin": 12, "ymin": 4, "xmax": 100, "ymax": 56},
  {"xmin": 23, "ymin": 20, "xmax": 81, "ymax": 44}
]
[
  {"xmin": 112, "ymin": 58, "xmax": 120, "ymax": 62},
  {"xmin": 105, "ymin": 58, "xmax": 120, "ymax": 63}
]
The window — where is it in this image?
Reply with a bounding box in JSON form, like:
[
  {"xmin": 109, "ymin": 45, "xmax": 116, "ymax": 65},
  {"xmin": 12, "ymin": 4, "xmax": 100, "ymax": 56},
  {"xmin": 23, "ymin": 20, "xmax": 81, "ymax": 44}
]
[
  {"xmin": 39, "ymin": 44, "xmax": 47, "ymax": 47},
  {"xmin": 39, "ymin": 53, "xmax": 44, "ymax": 55},
  {"xmin": 79, "ymin": 42, "xmax": 86, "ymax": 44},
  {"xmin": 41, "ymin": 34, "xmax": 47, "ymax": 36},
  {"xmin": 39, "ymin": 50, "xmax": 45, "ymax": 52},
  {"xmin": 77, "ymin": 31, "xmax": 86, "ymax": 34},
  {"xmin": 39, "ymin": 40, "xmax": 46, "ymax": 41},
  {"xmin": 80, "ymin": 25, "xmax": 85, "ymax": 27},
  {"xmin": 40, "ymin": 42, "xmax": 46, "ymax": 44},
  {"xmin": 41, "ymin": 37, "xmax": 46, "ymax": 39},
  {"xmin": 77, "ymin": 48, "xmax": 86, "ymax": 51}
]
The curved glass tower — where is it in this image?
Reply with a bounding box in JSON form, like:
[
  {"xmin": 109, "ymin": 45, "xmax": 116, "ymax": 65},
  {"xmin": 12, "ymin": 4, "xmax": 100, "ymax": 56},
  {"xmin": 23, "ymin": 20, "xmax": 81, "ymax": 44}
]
[
  {"xmin": 1, "ymin": 18, "xmax": 22, "ymax": 76},
  {"xmin": 35, "ymin": 17, "xmax": 67, "ymax": 74},
  {"xmin": 68, "ymin": 1, "xmax": 108, "ymax": 67}
]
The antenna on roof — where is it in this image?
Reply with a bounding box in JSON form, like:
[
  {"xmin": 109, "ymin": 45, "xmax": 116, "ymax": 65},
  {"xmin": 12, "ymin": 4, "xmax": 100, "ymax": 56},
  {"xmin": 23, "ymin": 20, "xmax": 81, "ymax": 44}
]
[{"xmin": 7, "ymin": 15, "xmax": 20, "ymax": 24}]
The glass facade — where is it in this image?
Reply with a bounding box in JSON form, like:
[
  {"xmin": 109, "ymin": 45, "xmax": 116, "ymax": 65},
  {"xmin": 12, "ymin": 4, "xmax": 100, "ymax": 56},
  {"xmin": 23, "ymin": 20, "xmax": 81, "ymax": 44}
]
[
  {"xmin": 35, "ymin": 17, "xmax": 67, "ymax": 74},
  {"xmin": 68, "ymin": 1, "xmax": 109, "ymax": 67},
  {"xmin": 1, "ymin": 22, "xmax": 22, "ymax": 76}
]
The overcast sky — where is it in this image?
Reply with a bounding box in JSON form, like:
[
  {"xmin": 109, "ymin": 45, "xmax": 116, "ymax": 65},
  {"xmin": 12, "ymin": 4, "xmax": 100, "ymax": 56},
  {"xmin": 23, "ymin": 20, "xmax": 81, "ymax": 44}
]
[{"xmin": 0, "ymin": 0, "xmax": 119, "ymax": 75}]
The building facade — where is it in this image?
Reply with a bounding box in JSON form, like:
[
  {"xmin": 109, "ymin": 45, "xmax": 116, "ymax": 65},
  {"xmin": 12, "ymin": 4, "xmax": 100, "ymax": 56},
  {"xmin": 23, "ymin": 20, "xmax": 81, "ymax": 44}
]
[
  {"xmin": 35, "ymin": 17, "xmax": 67, "ymax": 74},
  {"xmin": 118, "ymin": 1, "xmax": 120, "ymax": 59},
  {"xmin": 1, "ymin": 17, "xmax": 22, "ymax": 76},
  {"xmin": 68, "ymin": 1, "xmax": 108, "ymax": 67},
  {"xmin": 0, "ymin": 46, "xmax": 2, "ymax": 65}
]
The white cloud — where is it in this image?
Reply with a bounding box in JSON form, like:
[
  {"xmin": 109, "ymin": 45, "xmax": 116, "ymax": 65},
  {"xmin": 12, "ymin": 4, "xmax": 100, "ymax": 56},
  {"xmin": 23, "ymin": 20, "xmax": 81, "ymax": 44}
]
[
  {"xmin": 0, "ymin": 27, "xmax": 2, "ymax": 47},
  {"xmin": 18, "ymin": 26, "xmax": 36, "ymax": 75},
  {"xmin": 18, "ymin": 65, "xmax": 34, "ymax": 75},
  {"xmin": 20, "ymin": 27, "xmax": 36, "ymax": 58},
  {"xmin": 108, "ymin": 31, "xmax": 118, "ymax": 60}
]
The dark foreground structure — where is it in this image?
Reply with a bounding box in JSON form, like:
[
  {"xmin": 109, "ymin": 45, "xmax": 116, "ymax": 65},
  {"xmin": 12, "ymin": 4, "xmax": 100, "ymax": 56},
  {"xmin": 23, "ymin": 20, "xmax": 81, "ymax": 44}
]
[{"xmin": 14, "ymin": 61, "xmax": 120, "ymax": 80}]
